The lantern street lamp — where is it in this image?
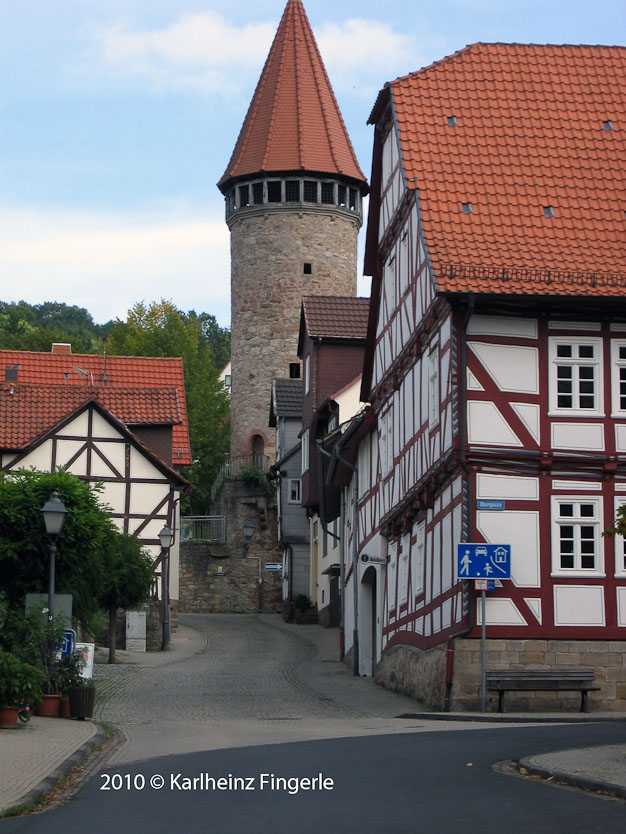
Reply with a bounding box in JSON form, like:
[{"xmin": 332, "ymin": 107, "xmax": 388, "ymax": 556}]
[
  {"xmin": 158, "ymin": 525, "xmax": 174, "ymax": 650},
  {"xmin": 41, "ymin": 491, "xmax": 67, "ymax": 623}
]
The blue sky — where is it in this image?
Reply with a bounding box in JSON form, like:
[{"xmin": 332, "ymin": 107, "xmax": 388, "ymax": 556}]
[{"xmin": 1, "ymin": 0, "xmax": 624, "ymax": 326}]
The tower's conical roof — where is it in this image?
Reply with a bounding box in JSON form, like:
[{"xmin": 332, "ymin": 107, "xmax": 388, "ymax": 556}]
[{"xmin": 218, "ymin": 0, "xmax": 366, "ymax": 192}]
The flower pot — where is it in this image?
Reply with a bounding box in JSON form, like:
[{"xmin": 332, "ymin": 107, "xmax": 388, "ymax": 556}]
[
  {"xmin": 38, "ymin": 694, "xmax": 61, "ymax": 717},
  {"xmin": 60, "ymin": 698, "xmax": 71, "ymax": 719},
  {"xmin": 69, "ymin": 685, "xmax": 95, "ymax": 720},
  {"xmin": 0, "ymin": 706, "xmax": 19, "ymax": 729}
]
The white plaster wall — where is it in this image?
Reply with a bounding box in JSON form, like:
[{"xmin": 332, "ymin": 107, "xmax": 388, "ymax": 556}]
[
  {"xmin": 57, "ymin": 411, "xmax": 89, "ymax": 436},
  {"xmin": 553, "ymin": 585, "xmax": 605, "ymax": 626}
]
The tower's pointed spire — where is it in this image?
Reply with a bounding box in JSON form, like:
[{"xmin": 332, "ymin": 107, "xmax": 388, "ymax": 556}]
[{"xmin": 218, "ymin": 0, "xmax": 366, "ymax": 192}]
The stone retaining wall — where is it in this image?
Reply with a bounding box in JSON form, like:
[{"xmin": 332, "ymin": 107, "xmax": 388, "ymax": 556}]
[{"xmin": 375, "ymin": 643, "xmax": 447, "ymax": 710}]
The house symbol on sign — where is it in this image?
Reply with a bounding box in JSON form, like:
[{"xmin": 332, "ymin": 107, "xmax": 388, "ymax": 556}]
[{"xmin": 493, "ymin": 547, "xmax": 507, "ymax": 564}]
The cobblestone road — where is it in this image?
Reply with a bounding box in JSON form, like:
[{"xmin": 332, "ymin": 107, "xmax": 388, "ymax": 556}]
[{"xmin": 94, "ymin": 614, "xmax": 437, "ymax": 764}]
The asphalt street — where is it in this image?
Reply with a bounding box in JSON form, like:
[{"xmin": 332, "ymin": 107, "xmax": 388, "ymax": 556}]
[
  {"xmin": 2, "ymin": 614, "xmax": 625, "ymax": 833},
  {"xmin": 2, "ymin": 725, "xmax": 626, "ymax": 834}
]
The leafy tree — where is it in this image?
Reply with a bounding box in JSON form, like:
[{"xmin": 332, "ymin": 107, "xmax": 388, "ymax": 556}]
[
  {"xmin": 0, "ymin": 469, "xmax": 112, "ymax": 622},
  {"xmin": 98, "ymin": 531, "xmax": 154, "ymax": 664},
  {"xmin": 0, "ymin": 300, "xmax": 113, "ymax": 352},
  {"xmin": 107, "ymin": 300, "xmax": 231, "ymax": 512}
]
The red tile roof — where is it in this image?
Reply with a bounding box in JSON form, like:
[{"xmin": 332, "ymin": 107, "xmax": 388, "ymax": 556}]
[
  {"xmin": 0, "ymin": 351, "xmax": 191, "ymax": 465},
  {"xmin": 301, "ymin": 296, "xmax": 370, "ymax": 340},
  {"xmin": 372, "ymin": 43, "xmax": 626, "ymax": 296},
  {"xmin": 218, "ymin": 0, "xmax": 366, "ymax": 191},
  {"xmin": 0, "ymin": 385, "xmax": 181, "ymax": 450}
]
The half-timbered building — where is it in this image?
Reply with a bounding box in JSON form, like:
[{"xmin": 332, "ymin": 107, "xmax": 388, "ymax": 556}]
[
  {"xmin": 298, "ymin": 296, "xmax": 369, "ymax": 623},
  {"xmin": 0, "ymin": 347, "xmax": 191, "ymax": 622},
  {"xmin": 353, "ymin": 43, "xmax": 626, "ymax": 709}
]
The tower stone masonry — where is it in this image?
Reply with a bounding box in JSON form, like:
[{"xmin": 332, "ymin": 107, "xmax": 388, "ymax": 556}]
[{"xmin": 218, "ymin": 0, "xmax": 368, "ymax": 466}]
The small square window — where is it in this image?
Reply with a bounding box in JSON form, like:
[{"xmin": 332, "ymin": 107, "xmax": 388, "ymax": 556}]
[
  {"xmin": 349, "ymin": 189, "xmax": 358, "ymax": 210},
  {"xmin": 289, "ymin": 362, "xmax": 301, "ymax": 379},
  {"xmin": 321, "ymin": 182, "xmax": 334, "ymax": 204},
  {"xmin": 303, "ymin": 262, "xmax": 312, "ymax": 275},
  {"xmin": 337, "ymin": 185, "xmax": 347, "ymax": 207},
  {"xmin": 543, "ymin": 205, "xmax": 555, "ymax": 217},
  {"xmin": 267, "ymin": 181, "xmax": 282, "ymax": 202},
  {"xmin": 253, "ymin": 182, "xmax": 264, "ymax": 204},
  {"xmin": 462, "ymin": 202, "xmax": 472, "ymax": 214},
  {"xmin": 304, "ymin": 181, "xmax": 318, "ymax": 202},
  {"xmin": 447, "ymin": 115, "xmax": 457, "ymax": 126},
  {"xmin": 285, "ymin": 180, "xmax": 300, "ymax": 202},
  {"xmin": 603, "ymin": 120, "xmax": 613, "ymax": 131},
  {"xmin": 238, "ymin": 184, "xmax": 250, "ymax": 207}
]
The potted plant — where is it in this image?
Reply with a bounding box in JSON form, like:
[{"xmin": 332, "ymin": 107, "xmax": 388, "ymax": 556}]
[
  {"xmin": 293, "ymin": 594, "xmax": 317, "ymax": 624},
  {"xmin": 0, "ymin": 651, "xmax": 44, "ymax": 728},
  {"xmin": 68, "ymin": 677, "xmax": 96, "ymax": 720},
  {"xmin": 57, "ymin": 650, "xmax": 85, "ymax": 719}
]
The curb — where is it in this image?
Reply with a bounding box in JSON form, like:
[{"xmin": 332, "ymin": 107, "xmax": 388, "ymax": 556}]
[
  {"xmin": 4, "ymin": 722, "xmax": 107, "ymax": 815},
  {"xmin": 396, "ymin": 712, "xmax": 626, "ymax": 724},
  {"xmin": 518, "ymin": 755, "xmax": 626, "ymax": 801}
]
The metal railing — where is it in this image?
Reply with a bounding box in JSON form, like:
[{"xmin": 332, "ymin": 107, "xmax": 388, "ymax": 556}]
[
  {"xmin": 180, "ymin": 516, "xmax": 227, "ymax": 542},
  {"xmin": 210, "ymin": 453, "xmax": 271, "ymax": 504}
]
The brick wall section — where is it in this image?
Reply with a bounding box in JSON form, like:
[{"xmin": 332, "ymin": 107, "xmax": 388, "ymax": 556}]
[
  {"xmin": 229, "ymin": 208, "xmax": 359, "ymax": 461},
  {"xmin": 180, "ymin": 480, "xmax": 282, "ymax": 613},
  {"xmin": 451, "ymin": 638, "xmax": 626, "ymax": 712}
]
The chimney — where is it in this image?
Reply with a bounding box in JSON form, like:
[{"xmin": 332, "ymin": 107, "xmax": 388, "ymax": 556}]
[{"xmin": 51, "ymin": 343, "xmax": 72, "ymax": 354}]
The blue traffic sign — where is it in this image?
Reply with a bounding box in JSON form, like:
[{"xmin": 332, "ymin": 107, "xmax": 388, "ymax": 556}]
[
  {"xmin": 60, "ymin": 629, "xmax": 76, "ymax": 658},
  {"xmin": 457, "ymin": 543, "xmax": 511, "ymax": 579}
]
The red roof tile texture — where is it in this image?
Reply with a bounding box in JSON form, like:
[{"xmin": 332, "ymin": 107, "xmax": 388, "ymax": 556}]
[
  {"xmin": 218, "ymin": 0, "xmax": 366, "ymax": 190},
  {"xmin": 302, "ymin": 296, "xmax": 370, "ymax": 340},
  {"xmin": 382, "ymin": 43, "xmax": 626, "ymax": 296},
  {"xmin": 0, "ymin": 385, "xmax": 181, "ymax": 450},
  {"xmin": 0, "ymin": 351, "xmax": 191, "ymax": 465}
]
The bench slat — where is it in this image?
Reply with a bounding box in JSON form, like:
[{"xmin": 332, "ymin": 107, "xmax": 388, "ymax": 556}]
[{"xmin": 484, "ymin": 669, "xmax": 597, "ymax": 713}]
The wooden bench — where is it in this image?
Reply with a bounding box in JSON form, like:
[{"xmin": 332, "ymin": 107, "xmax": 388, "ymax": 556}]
[{"xmin": 486, "ymin": 669, "xmax": 599, "ymax": 713}]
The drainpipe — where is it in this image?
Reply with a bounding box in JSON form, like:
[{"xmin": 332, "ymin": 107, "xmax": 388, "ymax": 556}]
[{"xmin": 444, "ymin": 296, "xmax": 475, "ymax": 711}]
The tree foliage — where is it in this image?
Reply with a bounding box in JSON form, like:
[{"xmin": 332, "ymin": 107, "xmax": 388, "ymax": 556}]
[
  {"xmin": 107, "ymin": 300, "xmax": 231, "ymax": 512},
  {"xmin": 0, "ymin": 470, "xmax": 153, "ymax": 626},
  {"xmin": 0, "ymin": 300, "xmax": 112, "ymax": 352}
]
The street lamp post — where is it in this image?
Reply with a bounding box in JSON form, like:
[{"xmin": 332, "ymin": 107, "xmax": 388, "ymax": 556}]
[
  {"xmin": 243, "ymin": 522, "xmax": 262, "ymax": 612},
  {"xmin": 158, "ymin": 525, "xmax": 174, "ymax": 650},
  {"xmin": 41, "ymin": 491, "xmax": 67, "ymax": 623}
]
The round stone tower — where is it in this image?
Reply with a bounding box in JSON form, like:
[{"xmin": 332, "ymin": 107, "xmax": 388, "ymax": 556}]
[{"xmin": 218, "ymin": 0, "xmax": 368, "ymax": 466}]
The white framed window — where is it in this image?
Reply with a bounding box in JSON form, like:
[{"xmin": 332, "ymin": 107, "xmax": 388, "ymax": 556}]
[
  {"xmin": 548, "ymin": 338, "xmax": 603, "ymax": 415},
  {"xmin": 379, "ymin": 405, "xmax": 393, "ymax": 478},
  {"xmin": 428, "ymin": 347, "xmax": 440, "ymax": 429},
  {"xmin": 288, "ymin": 479, "xmax": 301, "ymax": 503},
  {"xmin": 384, "ymin": 257, "xmax": 396, "ymax": 312},
  {"xmin": 551, "ymin": 496, "xmax": 604, "ymax": 576},
  {"xmin": 412, "ymin": 520, "xmax": 425, "ymax": 597},
  {"xmin": 357, "ymin": 433, "xmax": 371, "ymax": 497},
  {"xmin": 387, "ymin": 540, "xmax": 398, "ymax": 612},
  {"xmin": 611, "ymin": 341, "xmax": 626, "ymax": 416},
  {"xmin": 613, "ymin": 497, "xmax": 626, "ymax": 577},
  {"xmin": 304, "ymin": 355, "xmax": 311, "ymax": 394},
  {"xmin": 301, "ymin": 429, "xmax": 309, "ymax": 473},
  {"xmin": 399, "ymin": 533, "xmax": 410, "ymax": 605}
]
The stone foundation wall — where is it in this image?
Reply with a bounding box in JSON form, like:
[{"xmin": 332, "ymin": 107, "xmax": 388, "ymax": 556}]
[
  {"xmin": 451, "ymin": 638, "xmax": 626, "ymax": 712},
  {"xmin": 375, "ymin": 643, "xmax": 447, "ymax": 710},
  {"xmin": 179, "ymin": 480, "xmax": 282, "ymax": 614}
]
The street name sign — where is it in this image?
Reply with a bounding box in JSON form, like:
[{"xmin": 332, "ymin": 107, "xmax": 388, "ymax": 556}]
[
  {"xmin": 457, "ymin": 544, "xmax": 511, "ymax": 579},
  {"xmin": 477, "ymin": 499, "xmax": 505, "ymax": 511}
]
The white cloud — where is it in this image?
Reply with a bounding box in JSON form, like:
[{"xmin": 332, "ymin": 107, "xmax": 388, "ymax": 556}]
[
  {"xmin": 317, "ymin": 19, "xmax": 417, "ymax": 94},
  {"xmin": 0, "ymin": 208, "xmax": 231, "ymax": 325},
  {"xmin": 95, "ymin": 12, "xmax": 275, "ymax": 95},
  {"xmin": 93, "ymin": 12, "xmax": 417, "ymax": 99}
]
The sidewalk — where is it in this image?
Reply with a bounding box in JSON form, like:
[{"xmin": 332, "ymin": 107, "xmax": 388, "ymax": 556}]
[{"xmin": 2, "ymin": 621, "xmax": 626, "ymax": 814}]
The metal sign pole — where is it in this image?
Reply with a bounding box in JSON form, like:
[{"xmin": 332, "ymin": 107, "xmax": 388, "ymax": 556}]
[{"xmin": 481, "ymin": 590, "xmax": 486, "ymax": 713}]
